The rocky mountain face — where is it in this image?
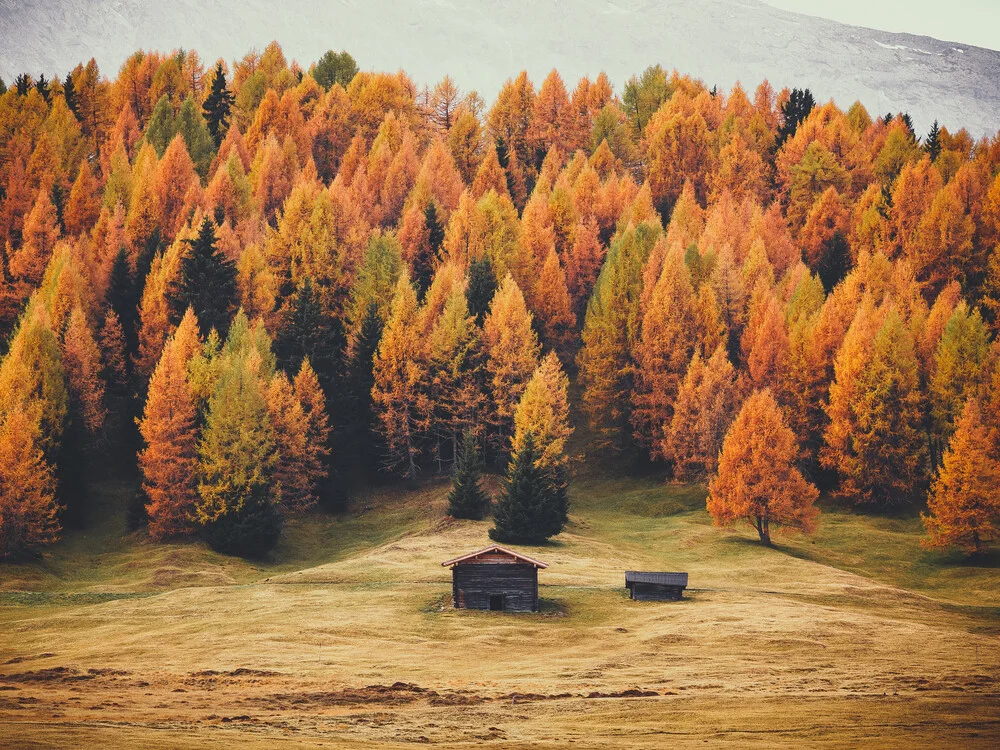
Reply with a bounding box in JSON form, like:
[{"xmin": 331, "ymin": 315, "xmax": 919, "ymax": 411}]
[{"xmin": 1, "ymin": 0, "xmax": 998, "ymax": 135}]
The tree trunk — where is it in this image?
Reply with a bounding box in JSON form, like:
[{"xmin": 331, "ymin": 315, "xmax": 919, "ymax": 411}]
[{"xmin": 755, "ymin": 514, "xmax": 771, "ymax": 545}]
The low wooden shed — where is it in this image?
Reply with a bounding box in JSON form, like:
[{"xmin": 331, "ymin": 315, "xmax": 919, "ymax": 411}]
[
  {"xmin": 625, "ymin": 571, "xmax": 688, "ymax": 601},
  {"xmin": 442, "ymin": 545, "xmax": 548, "ymax": 612}
]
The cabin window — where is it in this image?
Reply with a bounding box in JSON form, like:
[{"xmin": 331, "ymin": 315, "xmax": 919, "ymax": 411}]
[{"xmin": 489, "ymin": 594, "xmax": 504, "ymax": 611}]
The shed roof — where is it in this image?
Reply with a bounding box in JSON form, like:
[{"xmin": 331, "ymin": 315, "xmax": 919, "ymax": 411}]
[
  {"xmin": 442, "ymin": 544, "xmax": 549, "ymax": 569},
  {"xmin": 625, "ymin": 571, "xmax": 688, "ymax": 587}
]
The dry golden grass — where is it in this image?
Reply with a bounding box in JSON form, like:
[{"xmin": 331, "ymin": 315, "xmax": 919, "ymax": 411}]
[{"xmin": 0, "ymin": 475, "xmax": 997, "ymax": 748}]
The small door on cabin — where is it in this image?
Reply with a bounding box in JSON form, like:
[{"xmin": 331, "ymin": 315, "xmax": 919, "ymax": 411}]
[{"xmin": 489, "ymin": 594, "xmax": 504, "ymax": 611}]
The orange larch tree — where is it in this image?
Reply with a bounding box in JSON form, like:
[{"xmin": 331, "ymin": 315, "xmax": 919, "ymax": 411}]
[
  {"xmin": 631, "ymin": 242, "xmax": 697, "ymax": 457},
  {"xmin": 137, "ymin": 313, "xmax": 202, "ymax": 539},
  {"xmin": 922, "ymin": 398, "xmax": 1000, "ymax": 555},
  {"xmin": 708, "ymin": 389, "xmax": 819, "ymax": 545},
  {"xmin": 0, "ymin": 407, "xmax": 61, "ymax": 559},
  {"xmin": 481, "ymin": 274, "xmax": 541, "ymax": 456}
]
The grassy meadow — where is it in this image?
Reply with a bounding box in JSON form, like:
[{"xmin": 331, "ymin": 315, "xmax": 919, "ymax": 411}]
[{"xmin": 0, "ymin": 466, "xmax": 998, "ymax": 748}]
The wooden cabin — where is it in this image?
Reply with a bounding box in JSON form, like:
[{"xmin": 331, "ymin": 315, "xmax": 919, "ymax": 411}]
[
  {"xmin": 625, "ymin": 571, "xmax": 688, "ymax": 601},
  {"xmin": 442, "ymin": 545, "xmax": 548, "ymax": 612}
]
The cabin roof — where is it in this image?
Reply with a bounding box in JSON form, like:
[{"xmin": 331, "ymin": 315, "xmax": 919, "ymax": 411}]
[
  {"xmin": 442, "ymin": 544, "xmax": 549, "ymax": 569},
  {"xmin": 625, "ymin": 571, "xmax": 688, "ymax": 587}
]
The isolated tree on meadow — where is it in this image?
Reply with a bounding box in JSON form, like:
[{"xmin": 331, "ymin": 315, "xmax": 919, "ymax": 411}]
[{"xmin": 708, "ymin": 389, "xmax": 819, "ymax": 545}]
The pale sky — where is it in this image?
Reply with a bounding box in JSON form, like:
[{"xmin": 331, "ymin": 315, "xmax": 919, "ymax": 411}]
[{"xmin": 763, "ymin": 1, "xmax": 1000, "ymax": 51}]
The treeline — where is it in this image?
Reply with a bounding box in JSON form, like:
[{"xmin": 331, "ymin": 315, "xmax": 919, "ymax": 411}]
[{"xmin": 0, "ymin": 43, "xmax": 998, "ymax": 559}]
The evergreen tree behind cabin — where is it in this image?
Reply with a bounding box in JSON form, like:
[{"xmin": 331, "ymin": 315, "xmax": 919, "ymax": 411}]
[
  {"xmin": 489, "ymin": 433, "xmax": 568, "ymax": 544},
  {"xmin": 448, "ymin": 431, "xmax": 489, "ymax": 520},
  {"xmin": 170, "ymin": 218, "xmax": 237, "ymax": 337},
  {"xmin": 203, "ymin": 62, "xmax": 234, "ymax": 147}
]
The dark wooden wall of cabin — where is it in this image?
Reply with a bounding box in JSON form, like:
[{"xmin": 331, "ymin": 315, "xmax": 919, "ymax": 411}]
[
  {"xmin": 452, "ymin": 563, "xmax": 539, "ymax": 611},
  {"xmin": 629, "ymin": 582, "xmax": 684, "ymax": 601}
]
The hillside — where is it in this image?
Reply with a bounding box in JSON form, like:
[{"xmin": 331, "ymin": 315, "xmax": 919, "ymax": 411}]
[
  {"xmin": 3, "ymin": 0, "xmax": 1000, "ymax": 135},
  {"xmin": 1, "ymin": 476, "xmax": 997, "ymax": 748}
]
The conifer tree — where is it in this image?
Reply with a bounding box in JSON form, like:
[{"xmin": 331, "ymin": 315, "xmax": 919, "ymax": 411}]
[
  {"xmin": 512, "ymin": 352, "xmax": 572, "ymax": 471},
  {"xmin": 481, "ymin": 275, "xmax": 541, "ymax": 455},
  {"xmin": 146, "ymin": 95, "xmax": 177, "ymax": 156},
  {"xmin": 708, "ymin": 389, "xmax": 819, "ymax": 545},
  {"xmin": 61, "ymin": 307, "xmax": 106, "ymax": 435},
  {"xmin": 62, "ymin": 72, "xmax": 77, "ymax": 115},
  {"xmin": 294, "ymin": 357, "xmax": 331, "ymax": 482},
  {"xmin": 0, "ymin": 304, "xmax": 67, "ymax": 454},
  {"xmin": 196, "ymin": 354, "xmax": 282, "ymax": 556},
  {"xmin": 922, "ymin": 398, "xmax": 1000, "ymax": 555},
  {"xmin": 631, "ymin": 242, "xmax": 697, "ymax": 457},
  {"xmin": 447, "ymin": 431, "xmax": 489, "ymax": 520},
  {"xmin": 823, "ymin": 308, "xmax": 928, "ymax": 507},
  {"xmin": 275, "ymin": 276, "xmax": 339, "ymax": 387},
  {"xmin": 426, "ymin": 283, "xmax": 484, "ymax": 467},
  {"xmin": 577, "ymin": 224, "xmax": 658, "ymax": 449},
  {"xmin": 0, "ymin": 407, "xmax": 60, "ymax": 559},
  {"xmin": 924, "ymin": 120, "xmax": 942, "ymax": 162},
  {"xmin": 371, "ymin": 274, "xmax": 429, "ymax": 479},
  {"xmin": 664, "ymin": 345, "xmax": 739, "ymax": 479},
  {"xmin": 533, "ymin": 247, "xmax": 576, "ymax": 358},
  {"xmin": 138, "ymin": 317, "xmax": 201, "ymax": 540},
  {"xmin": 64, "ymin": 163, "xmax": 101, "ymax": 237},
  {"xmin": 489, "ymin": 432, "xmax": 568, "ymax": 544},
  {"xmin": 466, "ymin": 255, "xmax": 497, "ymax": 325},
  {"xmin": 267, "ymin": 372, "xmax": 317, "ymax": 512},
  {"xmin": 176, "ymin": 96, "xmax": 215, "ymax": 179},
  {"xmin": 169, "ymin": 217, "xmax": 236, "ymax": 336},
  {"xmin": 203, "ymin": 62, "xmax": 235, "ymax": 147},
  {"xmin": 11, "ymin": 189, "xmax": 60, "ymax": 285},
  {"xmin": 929, "ymin": 302, "xmax": 988, "ymax": 467}
]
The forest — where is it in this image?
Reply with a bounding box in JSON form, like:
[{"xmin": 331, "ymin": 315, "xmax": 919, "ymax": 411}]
[{"xmin": 0, "ymin": 42, "xmax": 999, "ymax": 561}]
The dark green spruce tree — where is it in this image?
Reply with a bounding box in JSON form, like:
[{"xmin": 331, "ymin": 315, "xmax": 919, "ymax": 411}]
[
  {"xmin": 342, "ymin": 300, "xmax": 383, "ymax": 470},
  {"xmin": 108, "ymin": 248, "xmax": 139, "ymax": 353},
  {"xmin": 447, "ymin": 432, "xmax": 489, "ymax": 520},
  {"xmin": 466, "ymin": 255, "xmax": 497, "ymax": 326},
  {"xmin": 924, "ymin": 120, "xmax": 942, "ymax": 161},
  {"xmin": 203, "ymin": 61, "xmax": 234, "ymax": 147},
  {"xmin": 489, "ymin": 433, "xmax": 568, "ymax": 544},
  {"xmin": 34, "ymin": 74, "xmax": 50, "ymax": 103},
  {"xmin": 275, "ymin": 276, "xmax": 339, "ymax": 389},
  {"xmin": 63, "ymin": 72, "xmax": 77, "ymax": 114},
  {"xmin": 170, "ymin": 218, "xmax": 237, "ymax": 337},
  {"xmin": 14, "ymin": 73, "xmax": 31, "ymax": 96},
  {"xmin": 414, "ymin": 202, "xmax": 446, "ymax": 298},
  {"xmin": 777, "ymin": 88, "xmax": 815, "ymax": 146}
]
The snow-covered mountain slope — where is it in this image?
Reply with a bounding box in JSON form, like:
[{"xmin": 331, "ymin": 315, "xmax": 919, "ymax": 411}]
[{"xmin": 1, "ymin": 0, "xmax": 998, "ymax": 136}]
